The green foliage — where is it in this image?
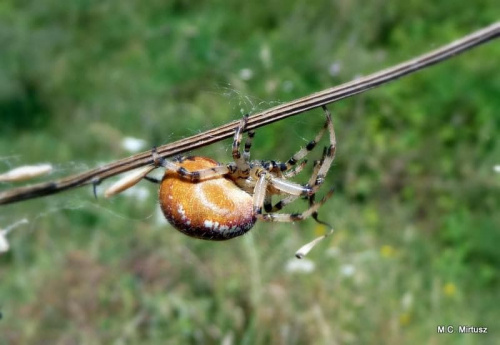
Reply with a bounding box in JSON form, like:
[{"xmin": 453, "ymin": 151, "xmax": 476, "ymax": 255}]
[{"xmin": 1, "ymin": 1, "xmax": 499, "ymax": 344}]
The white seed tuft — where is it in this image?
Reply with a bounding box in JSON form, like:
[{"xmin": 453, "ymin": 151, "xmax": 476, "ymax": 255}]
[
  {"xmin": 0, "ymin": 235, "xmax": 9, "ymax": 253},
  {"xmin": 0, "ymin": 218, "xmax": 28, "ymax": 254},
  {"xmin": 0, "ymin": 164, "xmax": 52, "ymax": 182},
  {"xmin": 295, "ymin": 228, "xmax": 335, "ymax": 259},
  {"xmin": 121, "ymin": 137, "xmax": 147, "ymax": 153}
]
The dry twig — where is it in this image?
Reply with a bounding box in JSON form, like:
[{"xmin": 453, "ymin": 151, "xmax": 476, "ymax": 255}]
[{"xmin": 1, "ymin": 22, "xmax": 499, "ymax": 205}]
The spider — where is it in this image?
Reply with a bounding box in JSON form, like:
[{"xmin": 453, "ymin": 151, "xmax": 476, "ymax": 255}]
[{"xmin": 105, "ymin": 105, "xmax": 336, "ymax": 241}]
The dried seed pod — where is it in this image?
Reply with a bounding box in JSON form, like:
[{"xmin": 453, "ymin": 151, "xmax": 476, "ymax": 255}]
[
  {"xmin": 104, "ymin": 166, "xmax": 156, "ymax": 198},
  {"xmin": 0, "ymin": 164, "xmax": 52, "ymax": 182}
]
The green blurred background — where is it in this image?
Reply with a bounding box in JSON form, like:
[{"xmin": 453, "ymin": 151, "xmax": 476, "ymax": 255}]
[{"xmin": 1, "ymin": 1, "xmax": 499, "ymax": 344}]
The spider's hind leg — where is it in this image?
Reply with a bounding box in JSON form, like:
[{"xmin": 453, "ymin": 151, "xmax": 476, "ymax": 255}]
[
  {"xmin": 257, "ymin": 188, "xmax": 335, "ymax": 223},
  {"xmin": 309, "ymin": 193, "xmax": 333, "ymax": 228}
]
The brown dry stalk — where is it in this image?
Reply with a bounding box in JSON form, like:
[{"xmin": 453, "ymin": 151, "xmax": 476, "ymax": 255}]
[{"xmin": 1, "ymin": 22, "xmax": 499, "ymax": 205}]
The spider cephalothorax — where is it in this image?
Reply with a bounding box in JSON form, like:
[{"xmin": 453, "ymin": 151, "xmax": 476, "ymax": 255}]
[{"xmin": 106, "ymin": 106, "xmax": 336, "ymax": 241}]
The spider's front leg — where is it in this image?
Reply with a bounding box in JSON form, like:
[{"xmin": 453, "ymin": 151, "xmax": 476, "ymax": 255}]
[
  {"xmin": 104, "ymin": 148, "xmax": 231, "ymax": 198},
  {"xmin": 232, "ymin": 114, "xmax": 251, "ymax": 177}
]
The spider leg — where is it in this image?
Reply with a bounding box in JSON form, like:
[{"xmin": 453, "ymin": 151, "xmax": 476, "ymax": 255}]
[
  {"xmin": 252, "ymin": 171, "xmax": 270, "ymax": 215},
  {"xmin": 308, "ymin": 193, "xmax": 333, "ymax": 228},
  {"xmin": 269, "ymin": 176, "xmax": 312, "ymax": 196},
  {"xmin": 306, "ymin": 159, "xmax": 332, "ymax": 226},
  {"xmin": 252, "ymin": 170, "xmax": 316, "ymax": 216},
  {"xmin": 283, "ymin": 159, "xmax": 308, "ymax": 179},
  {"xmin": 269, "ymin": 159, "xmax": 322, "ymax": 212},
  {"xmin": 152, "ymin": 147, "xmax": 230, "ymax": 182},
  {"xmin": 267, "ymin": 106, "xmax": 335, "ymax": 205},
  {"xmin": 232, "ymin": 175, "xmax": 256, "ymax": 194},
  {"xmin": 92, "ymin": 178, "xmax": 101, "ymax": 199},
  {"xmin": 257, "ymin": 188, "xmax": 335, "ymax": 222},
  {"xmin": 248, "ymin": 107, "xmax": 336, "ymax": 220},
  {"xmin": 172, "ymin": 165, "xmax": 230, "ymax": 182},
  {"xmin": 269, "ymin": 194, "xmax": 298, "ymax": 212},
  {"xmin": 310, "ymin": 106, "xmax": 336, "ymax": 192},
  {"xmin": 232, "ymin": 114, "xmax": 251, "ymax": 176},
  {"xmin": 299, "ymin": 110, "xmax": 335, "ymax": 227},
  {"xmin": 144, "ymin": 176, "xmax": 161, "ymax": 184},
  {"xmin": 256, "ymin": 161, "xmax": 315, "ymax": 197},
  {"xmin": 243, "ymin": 129, "xmax": 255, "ymax": 161},
  {"xmin": 106, "ymin": 149, "xmax": 233, "ymax": 198},
  {"xmin": 263, "ymin": 194, "xmax": 273, "ymax": 213},
  {"xmin": 283, "ymin": 109, "xmax": 330, "ymax": 171}
]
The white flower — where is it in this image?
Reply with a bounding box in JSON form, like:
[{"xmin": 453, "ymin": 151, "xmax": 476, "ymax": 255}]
[
  {"xmin": 239, "ymin": 68, "xmax": 254, "ymax": 81},
  {"xmin": 401, "ymin": 292, "xmax": 414, "ymax": 310},
  {"xmin": 328, "ymin": 62, "xmax": 341, "ymax": 76},
  {"xmin": 123, "ymin": 185, "xmax": 150, "ymax": 201},
  {"xmin": 340, "ymin": 264, "xmax": 355, "ymax": 277},
  {"xmin": 326, "ymin": 247, "xmax": 340, "ymax": 258},
  {"xmin": 282, "ymin": 80, "xmax": 294, "ymax": 93},
  {"xmin": 259, "ymin": 45, "xmax": 272, "ymax": 69},
  {"xmin": 121, "ymin": 137, "xmax": 147, "ymax": 153},
  {"xmin": 285, "ymin": 258, "xmax": 316, "ymax": 273},
  {"xmin": 493, "ymin": 165, "xmax": 500, "ymax": 173}
]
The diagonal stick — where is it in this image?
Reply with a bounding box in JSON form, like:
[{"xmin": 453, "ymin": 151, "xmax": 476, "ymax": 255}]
[{"xmin": 0, "ymin": 22, "xmax": 499, "ymax": 205}]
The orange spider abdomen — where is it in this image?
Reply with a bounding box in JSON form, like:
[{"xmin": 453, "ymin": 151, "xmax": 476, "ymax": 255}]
[{"xmin": 159, "ymin": 157, "xmax": 256, "ymax": 240}]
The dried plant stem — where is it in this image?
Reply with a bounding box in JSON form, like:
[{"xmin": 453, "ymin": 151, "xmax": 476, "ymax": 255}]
[{"xmin": 1, "ymin": 22, "xmax": 499, "ymax": 206}]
